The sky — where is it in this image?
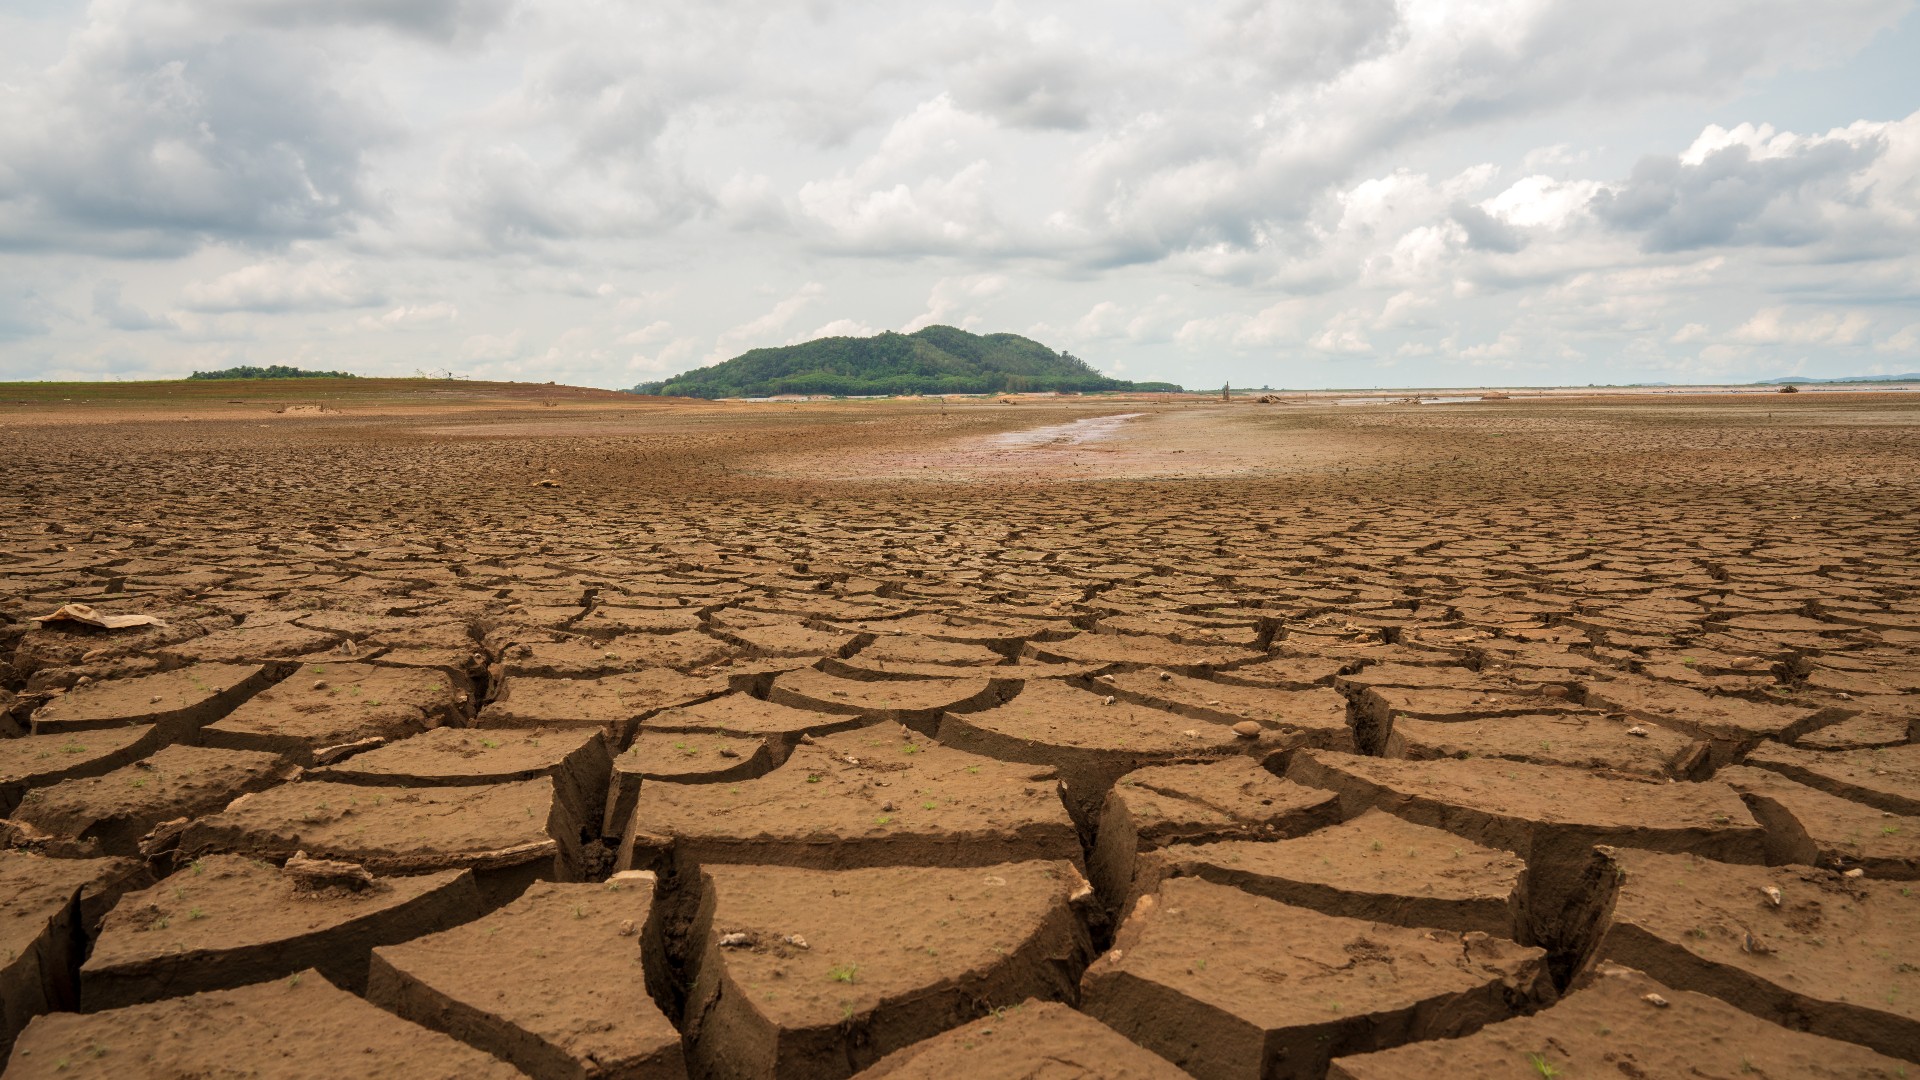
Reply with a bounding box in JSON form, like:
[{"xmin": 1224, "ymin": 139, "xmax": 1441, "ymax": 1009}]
[{"xmin": 2, "ymin": 0, "xmax": 1918, "ymax": 390}]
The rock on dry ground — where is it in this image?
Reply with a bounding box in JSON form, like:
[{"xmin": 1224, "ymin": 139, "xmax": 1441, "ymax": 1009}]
[{"xmin": 1, "ymin": 390, "xmax": 1918, "ymax": 1076}]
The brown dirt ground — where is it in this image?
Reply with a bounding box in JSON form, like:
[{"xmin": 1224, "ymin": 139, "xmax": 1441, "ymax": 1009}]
[{"xmin": 2, "ymin": 387, "xmax": 1919, "ymax": 1075}]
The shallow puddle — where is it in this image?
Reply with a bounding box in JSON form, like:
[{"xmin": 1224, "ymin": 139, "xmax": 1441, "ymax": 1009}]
[{"xmin": 986, "ymin": 412, "xmax": 1145, "ymax": 448}]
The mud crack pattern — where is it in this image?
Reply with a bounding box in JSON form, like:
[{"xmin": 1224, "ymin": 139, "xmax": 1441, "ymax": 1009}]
[{"xmin": 1, "ymin": 394, "xmax": 1918, "ymax": 1078}]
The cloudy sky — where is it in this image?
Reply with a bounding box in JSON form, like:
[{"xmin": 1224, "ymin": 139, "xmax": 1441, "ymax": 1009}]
[{"xmin": 3, "ymin": 0, "xmax": 1918, "ymax": 389}]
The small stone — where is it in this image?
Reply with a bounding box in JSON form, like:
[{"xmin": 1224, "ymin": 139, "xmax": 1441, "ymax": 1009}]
[
  {"xmin": 719, "ymin": 931, "xmax": 753, "ymax": 948},
  {"xmin": 618, "ymin": 919, "xmax": 637, "ymax": 937},
  {"xmin": 1157, "ymin": 671, "xmax": 1172, "ymax": 681},
  {"xmin": 1626, "ymin": 725, "xmax": 1649, "ymax": 737},
  {"xmin": 283, "ymin": 850, "xmax": 375, "ymax": 892},
  {"xmin": 1845, "ymin": 868, "xmax": 1866, "ymax": 879},
  {"xmin": 312, "ymin": 680, "xmax": 329, "ymax": 691},
  {"xmin": 880, "ymin": 800, "xmax": 895, "ymax": 812},
  {"xmin": 1102, "ymin": 695, "xmax": 1116, "ymax": 706},
  {"xmin": 1232, "ymin": 720, "xmax": 1262, "ymax": 738},
  {"xmin": 782, "ymin": 934, "xmax": 809, "ymax": 949},
  {"xmin": 718, "ymin": 748, "xmax": 740, "ymax": 759},
  {"xmin": 1643, "ymin": 992, "xmax": 1669, "ymax": 1008},
  {"xmin": 1761, "ymin": 885, "xmax": 1782, "ymax": 907}
]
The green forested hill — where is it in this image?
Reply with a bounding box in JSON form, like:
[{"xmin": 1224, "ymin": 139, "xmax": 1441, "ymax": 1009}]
[
  {"xmin": 187, "ymin": 365, "xmax": 358, "ymax": 380},
  {"xmin": 630, "ymin": 326, "xmax": 1182, "ymax": 398}
]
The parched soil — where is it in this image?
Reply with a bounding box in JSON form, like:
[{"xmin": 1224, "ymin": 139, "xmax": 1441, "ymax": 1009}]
[
  {"xmin": 2, "ymin": 390, "xmax": 1919, "ymax": 1075},
  {"xmin": 368, "ymin": 874, "xmax": 684, "ymax": 1080}
]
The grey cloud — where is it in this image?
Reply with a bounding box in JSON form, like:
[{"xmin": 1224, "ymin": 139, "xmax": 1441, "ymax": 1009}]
[
  {"xmin": 92, "ymin": 281, "xmax": 170, "ymax": 330},
  {"xmin": 1593, "ymin": 137, "xmax": 1885, "ymax": 252},
  {"xmin": 1057, "ymin": 1, "xmax": 1903, "ymax": 267},
  {"xmin": 519, "ymin": 44, "xmax": 676, "ymax": 163},
  {"xmin": 0, "ymin": 23, "xmax": 386, "ymax": 252},
  {"xmin": 425, "ymin": 20, "xmax": 728, "ymax": 248},
  {"xmin": 0, "ymin": 288, "xmax": 49, "ymax": 343},
  {"xmin": 206, "ymin": 0, "xmax": 515, "ymax": 43},
  {"xmin": 177, "ymin": 260, "xmax": 386, "ymax": 313},
  {"xmin": 954, "ymin": 49, "xmax": 1095, "ymax": 131},
  {"xmin": 1451, "ymin": 203, "xmax": 1527, "ymax": 253},
  {"xmin": 1518, "ymin": 0, "xmax": 1906, "ymax": 101},
  {"xmin": 442, "ymin": 143, "xmax": 709, "ymax": 250},
  {"xmin": 1207, "ymin": 0, "xmax": 1402, "ymax": 85},
  {"xmin": 1396, "ymin": 1, "xmax": 1906, "ymax": 136},
  {"xmin": 446, "ymin": 147, "xmax": 581, "ymax": 248},
  {"xmin": 1067, "ymin": 124, "xmax": 1331, "ymax": 269}
]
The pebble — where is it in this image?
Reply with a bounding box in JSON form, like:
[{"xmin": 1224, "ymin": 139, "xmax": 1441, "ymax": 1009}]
[
  {"xmin": 312, "ymin": 680, "xmax": 329, "ymax": 691},
  {"xmin": 1102, "ymin": 695, "xmax": 1116, "ymax": 706},
  {"xmin": 618, "ymin": 919, "xmax": 637, "ymax": 937},
  {"xmin": 1642, "ymin": 993, "xmax": 1669, "ymax": 1008},
  {"xmin": 1845, "ymin": 868, "xmax": 1866, "ymax": 879},
  {"xmin": 1761, "ymin": 885, "xmax": 1783, "ymax": 907},
  {"xmin": 1626, "ymin": 725, "xmax": 1649, "ymax": 737},
  {"xmin": 718, "ymin": 932, "xmax": 753, "ymax": 948},
  {"xmin": 1232, "ymin": 720, "xmax": 1261, "ymax": 738}
]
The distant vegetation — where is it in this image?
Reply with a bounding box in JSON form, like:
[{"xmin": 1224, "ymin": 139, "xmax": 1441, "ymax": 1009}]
[
  {"xmin": 1757, "ymin": 373, "xmax": 1920, "ymax": 384},
  {"xmin": 186, "ymin": 365, "xmax": 359, "ymax": 380},
  {"xmin": 630, "ymin": 326, "xmax": 1182, "ymax": 398}
]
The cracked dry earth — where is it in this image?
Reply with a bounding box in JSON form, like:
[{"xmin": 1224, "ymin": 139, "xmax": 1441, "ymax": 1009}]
[{"xmin": 1, "ymin": 392, "xmax": 1919, "ymax": 1079}]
